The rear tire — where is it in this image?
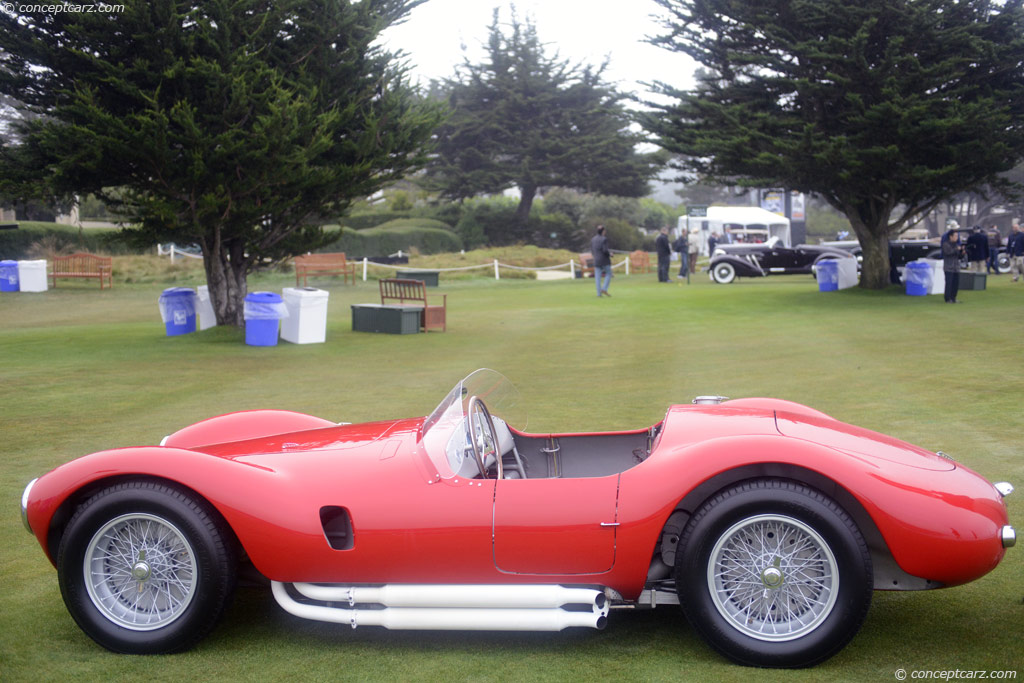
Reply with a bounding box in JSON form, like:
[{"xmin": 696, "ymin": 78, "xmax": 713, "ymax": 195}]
[
  {"xmin": 57, "ymin": 481, "xmax": 237, "ymax": 653},
  {"xmin": 675, "ymin": 479, "xmax": 871, "ymax": 668}
]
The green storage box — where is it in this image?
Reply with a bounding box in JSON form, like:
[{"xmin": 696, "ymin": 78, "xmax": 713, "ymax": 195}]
[
  {"xmin": 959, "ymin": 272, "xmax": 987, "ymax": 291},
  {"xmin": 397, "ymin": 270, "xmax": 440, "ymax": 287},
  {"xmin": 351, "ymin": 304, "xmax": 422, "ymax": 334}
]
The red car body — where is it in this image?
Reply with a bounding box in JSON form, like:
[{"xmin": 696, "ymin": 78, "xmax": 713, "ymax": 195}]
[{"xmin": 21, "ymin": 370, "xmax": 1015, "ymax": 668}]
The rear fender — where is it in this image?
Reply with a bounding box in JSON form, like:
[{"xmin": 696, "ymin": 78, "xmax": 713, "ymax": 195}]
[{"xmin": 620, "ymin": 434, "xmax": 1009, "ymax": 591}]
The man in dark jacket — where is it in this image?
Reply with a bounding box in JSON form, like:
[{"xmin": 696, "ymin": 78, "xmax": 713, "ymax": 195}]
[
  {"xmin": 965, "ymin": 226, "xmax": 989, "ymax": 273},
  {"xmin": 655, "ymin": 227, "xmax": 671, "ymax": 282},
  {"xmin": 1008, "ymin": 222, "xmax": 1024, "ymax": 282},
  {"xmin": 590, "ymin": 225, "xmax": 612, "ymax": 296}
]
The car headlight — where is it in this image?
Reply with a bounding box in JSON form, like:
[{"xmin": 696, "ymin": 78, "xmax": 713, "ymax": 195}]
[{"xmin": 21, "ymin": 478, "xmax": 37, "ymax": 534}]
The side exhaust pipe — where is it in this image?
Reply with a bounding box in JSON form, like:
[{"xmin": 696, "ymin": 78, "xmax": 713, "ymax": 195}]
[{"xmin": 272, "ymin": 582, "xmax": 609, "ymax": 631}]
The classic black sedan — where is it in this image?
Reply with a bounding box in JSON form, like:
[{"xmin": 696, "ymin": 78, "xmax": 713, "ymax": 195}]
[{"xmin": 709, "ymin": 238, "xmax": 854, "ymax": 284}]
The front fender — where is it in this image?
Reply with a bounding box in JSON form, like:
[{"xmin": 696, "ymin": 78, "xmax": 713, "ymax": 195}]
[
  {"xmin": 709, "ymin": 254, "xmax": 763, "ymax": 277},
  {"xmin": 25, "ymin": 446, "xmax": 286, "ymax": 565},
  {"xmin": 162, "ymin": 409, "xmax": 338, "ymax": 449}
]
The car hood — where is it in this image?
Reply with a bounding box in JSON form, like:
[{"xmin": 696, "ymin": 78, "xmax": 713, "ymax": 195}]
[{"xmin": 188, "ymin": 417, "xmax": 421, "ymax": 459}]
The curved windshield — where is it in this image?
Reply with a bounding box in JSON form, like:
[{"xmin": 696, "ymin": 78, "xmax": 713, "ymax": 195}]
[{"xmin": 420, "ymin": 369, "xmax": 526, "ymax": 478}]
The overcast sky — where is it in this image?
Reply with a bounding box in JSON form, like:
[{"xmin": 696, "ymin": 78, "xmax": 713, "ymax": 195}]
[{"xmin": 380, "ymin": 0, "xmax": 697, "ymax": 99}]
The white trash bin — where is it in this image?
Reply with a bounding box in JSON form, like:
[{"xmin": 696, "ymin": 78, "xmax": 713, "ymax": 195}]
[
  {"xmin": 17, "ymin": 260, "xmax": 48, "ymax": 292},
  {"xmin": 196, "ymin": 285, "xmax": 217, "ymax": 330},
  {"xmin": 281, "ymin": 287, "xmax": 329, "ymax": 344}
]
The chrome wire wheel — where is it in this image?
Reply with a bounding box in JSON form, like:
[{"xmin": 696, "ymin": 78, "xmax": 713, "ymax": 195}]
[
  {"xmin": 707, "ymin": 514, "xmax": 838, "ymax": 642},
  {"xmin": 83, "ymin": 513, "xmax": 198, "ymax": 631}
]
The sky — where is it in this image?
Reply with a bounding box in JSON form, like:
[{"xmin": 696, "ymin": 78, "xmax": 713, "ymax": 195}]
[{"xmin": 379, "ymin": 0, "xmax": 697, "ymax": 100}]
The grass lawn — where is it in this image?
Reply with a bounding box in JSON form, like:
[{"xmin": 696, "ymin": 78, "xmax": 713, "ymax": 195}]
[{"xmin": 1, "ymin": 265, "xmax": 1022, "ymax": 682}]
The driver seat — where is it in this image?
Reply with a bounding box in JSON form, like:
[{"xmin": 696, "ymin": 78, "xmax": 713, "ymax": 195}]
[{"xmin": 492, "ymin": 416, "xmax": 527, "ymax": 479}]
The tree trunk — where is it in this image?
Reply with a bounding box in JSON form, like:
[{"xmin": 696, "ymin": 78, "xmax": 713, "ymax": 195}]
[
  {"xmin": 846, "ymin": 212, "xmax": 892, "ymax": 290},
  {"xmin": 201, "ymin": 234, "xmax": 249, "ymax": 327},
  {"xmin": 515, "ymin": 183, "xmax": 536, "ymax": 223}
]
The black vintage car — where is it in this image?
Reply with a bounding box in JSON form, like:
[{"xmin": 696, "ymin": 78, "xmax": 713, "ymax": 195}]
[
  {"xmin": 823, "ymin": 237, "xmax": 1012, "ymax": 275},
  {"xmin": 708, "ymin": 238, "xmax": 855, "ymax": 284}
]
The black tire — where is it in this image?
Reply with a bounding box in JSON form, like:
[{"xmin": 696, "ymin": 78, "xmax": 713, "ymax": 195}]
[
  {"xmin": 675, "ymin": 479, "xmax": 872, "ymax": 668},
  {"xmin": 56, "ymin": 481, "xmax": 237, "ymax": 654},
  {"xmin": 711, "ymin": 262, "xmax": 737, "ymax": 284}
]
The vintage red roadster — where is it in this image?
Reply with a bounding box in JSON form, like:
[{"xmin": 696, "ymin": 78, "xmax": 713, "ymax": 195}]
[{"xmin": 21, "ymin": 369, "xmax": 1015, "ymax": 668}]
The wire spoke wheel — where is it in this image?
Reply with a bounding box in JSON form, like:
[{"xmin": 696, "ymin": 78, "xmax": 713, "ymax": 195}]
[
  {"xmin": 84, "ymin": 513, "xmax": 198, "ymax": 631},
  {"xmin": 708, "ymin": 514, "xmax": 838, "ymax": 641},
  {"xmin": 675, "ymin": 480, "xmax": 872, "ymax": 668}
]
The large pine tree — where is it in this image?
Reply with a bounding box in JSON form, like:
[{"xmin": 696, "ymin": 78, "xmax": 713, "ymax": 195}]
[
  {"xmin": 428, "ymin": 9, "xmax": 661, "ymax": 226},
  {"xmin": 0, "ymin": 0, "xmax": 442, "ymax": 324},
  {"xmin": 642, "ymin": 0, "xmax": 1024, "ymax": 288}
]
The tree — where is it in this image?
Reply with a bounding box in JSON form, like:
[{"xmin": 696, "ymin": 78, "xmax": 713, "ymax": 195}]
[
  {"xmin": 427, "ymin": 8, "xmax": 662, "ymax": 227},
  {"xmin": 0, "ymin": 0, "xmax": 442, "ymax": 324},
  {"xmin": 641, "ymin": 0, "xmax": 1024, "ymax": 288}
]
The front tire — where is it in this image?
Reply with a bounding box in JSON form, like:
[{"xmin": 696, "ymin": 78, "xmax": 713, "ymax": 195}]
[
  {"xmin": 711, "ymin": 262, "xmax": 737, "ymax": 284},
  {"xmin": 997, "ymin": 253, "xmax": 1011, "ymax": 274},
  {"xmin": 57, "ymin": 481, "xmax": 237, "ymax": 653},
  {"xmin": 675, "ymin": 479, "xmax": 872, "ymax": 668}
]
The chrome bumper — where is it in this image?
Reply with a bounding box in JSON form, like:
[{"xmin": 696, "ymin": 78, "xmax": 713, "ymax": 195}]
[
  {"xmin": 994, "ymin": 482, "xmax": 1015, "ymax": 548},
  {"xmin": 21, "ymin": 478, "xmax": 37, "ymax": 534}
]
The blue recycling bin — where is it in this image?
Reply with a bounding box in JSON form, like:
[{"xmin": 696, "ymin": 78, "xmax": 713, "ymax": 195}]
[
  {"xmin": 905, "ymin": 261, "xmax": 930, "ymax": 296},
  {"xmin": 244, "ymin": 291, "xmax": 287, "ymax": 346},
  {"xmin": 816, "ymin": 259, "xmax": 839, "ymax": 292},
  {"xmin": 158, "ymin": 287, "xmax": 197, "ymax": 336},
  {"xmin": 0, "ymin": 260, "xmax": 19, "ymax": 292}
]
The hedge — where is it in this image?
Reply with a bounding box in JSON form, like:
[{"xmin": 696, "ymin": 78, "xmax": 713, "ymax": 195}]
[
  {"xmin": 0, "ymin": 223, "xmax": 137, "ymax": 259},
  {"xmin": 322, "ymin": 225, "xmax": 463, "ymax": 258}
]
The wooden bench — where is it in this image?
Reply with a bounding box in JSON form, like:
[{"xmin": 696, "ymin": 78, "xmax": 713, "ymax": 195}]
[
  {"xmin": 578, "ymin": 253, "xmax": 594, "ymax": 278},
  {"xmin": 294, "ymin": 252, "xmax": 356, "ymax": 286},
  {"xmin": 629, "ymin": 250, "xmax": 651, "ymax": 274},
  {"xmin": 379, "ymin": 278, "xmax": 446, "ymax": 332},
  {"xmin": 51, "ymin": 252, "xmax": 112, "ymax": 289}
]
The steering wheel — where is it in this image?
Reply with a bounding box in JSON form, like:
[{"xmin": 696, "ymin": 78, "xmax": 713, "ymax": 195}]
[{"xmin": 467, "ymin": 395, "xmax": 502, "ymax": 479}]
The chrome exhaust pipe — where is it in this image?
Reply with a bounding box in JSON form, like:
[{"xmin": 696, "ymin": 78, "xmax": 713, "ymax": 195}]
[
  {"xmin": 272, "ymin": 582, "xmax": 609, "ymax": 632},
  {"xmin": 291, "ymin": 582, "xmax": 606, "ymax": 610}
]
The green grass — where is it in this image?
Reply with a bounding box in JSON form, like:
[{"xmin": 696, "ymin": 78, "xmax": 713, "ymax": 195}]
[{"xmin": 2, "ymin": 268, "xmax": 1022, "ymax": 682}]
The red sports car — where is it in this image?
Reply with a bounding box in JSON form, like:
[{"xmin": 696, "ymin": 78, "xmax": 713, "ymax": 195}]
[{"xmin": 21, "ymin": 369, "xmax": 1016, "ymax": 668}]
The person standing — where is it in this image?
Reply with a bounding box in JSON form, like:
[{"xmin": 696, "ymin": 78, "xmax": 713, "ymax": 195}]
[
  {"xmin": 707, "ymin": 232, "xmax": 719, "ymax": 256},
  {"xmin": 673, "ymin": 230, "xmax": 688, "ymax": 279},
  {"xmin": 987, "ymin": 225, "xmax": 1003, "ymax": 274},
  {"xmin": 941, "ymin": 229, "xmax": 963, "ymax": 303},
  {"xmin": 655, "ymin": 227, "xmax": 671, "ymax": 282},
  {"xmin": 1008, "ymin": 222, "xmax": 1024, "ymax": 282},
  {"xmin": 688, "ymin": 228, "xmax": 700, "ymax": 274},
  {"xmin": 965, "ymin": 226, "xmax": 988, "ymax": 273},
  {"xmin": 591, "ymin": 225, "xmax": 612, "ymax": 296}
]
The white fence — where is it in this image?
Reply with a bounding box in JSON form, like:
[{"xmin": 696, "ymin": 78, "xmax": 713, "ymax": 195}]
[{"xmin": 157, "ymin": 244, "xmax": 634, "ymax": 280}]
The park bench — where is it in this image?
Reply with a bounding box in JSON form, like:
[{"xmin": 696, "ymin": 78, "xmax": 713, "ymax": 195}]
[
  {"xmin": 51, "ymin": 252, "xmax": 113, "ymax": 289},
  {"xmin": 379, "ymin": 278, "xmax": 446, "ymax": 332},
  {"xmin": 578, "ymin": 253, "xmax": 594, "ymax": 277},
  {"xmin": 629, "ymin": 250, "xmax": 651, "ymax": 274},
  {"xmin": 294, "ymin": 252, "xmax": 356, "ymax": 286}
]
